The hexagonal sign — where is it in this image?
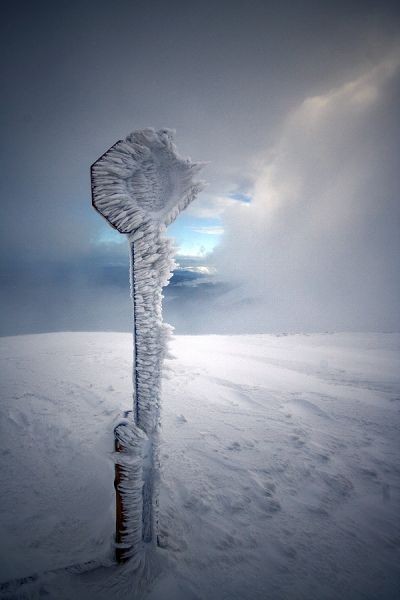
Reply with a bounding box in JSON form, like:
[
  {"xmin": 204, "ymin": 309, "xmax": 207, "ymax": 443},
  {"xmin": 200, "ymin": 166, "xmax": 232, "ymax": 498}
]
[{"xmin": 91, "ymin": 128, "xmax": 205, "ymax": 233}]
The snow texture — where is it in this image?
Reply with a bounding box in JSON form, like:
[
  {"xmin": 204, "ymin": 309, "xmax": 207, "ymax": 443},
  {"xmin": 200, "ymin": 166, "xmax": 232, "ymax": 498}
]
[
  {"xmin": 0, "ymin": 332, "xmax": 399, "ymax": 599},
  {"xmin": 91, "ymin": 129, "xmax": 205, "ymax": 556}
]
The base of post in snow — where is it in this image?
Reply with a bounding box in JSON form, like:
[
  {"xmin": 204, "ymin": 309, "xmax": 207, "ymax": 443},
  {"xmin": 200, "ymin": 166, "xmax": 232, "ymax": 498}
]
[{"xmin": 114, "ymin": 414, "xmax": 148, "ymax": 566}]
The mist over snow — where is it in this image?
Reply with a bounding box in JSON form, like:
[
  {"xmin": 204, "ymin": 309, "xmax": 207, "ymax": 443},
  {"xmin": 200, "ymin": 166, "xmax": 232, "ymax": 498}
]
[{"xmin": 2, "ymin": 44, "xmax": 399, "ymax": 338}]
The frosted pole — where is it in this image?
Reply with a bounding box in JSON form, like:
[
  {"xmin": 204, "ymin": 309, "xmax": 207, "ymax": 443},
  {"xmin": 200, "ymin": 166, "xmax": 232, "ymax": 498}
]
[{"xmin": 91, "ymin": 128, "xmax": 205, "ymax": 562}]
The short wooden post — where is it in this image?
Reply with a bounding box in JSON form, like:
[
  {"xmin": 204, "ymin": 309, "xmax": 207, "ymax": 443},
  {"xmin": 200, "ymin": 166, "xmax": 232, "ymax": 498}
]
[{"xmin": 114, "ymin": 426, "xmax": 128, "ymax": 564}]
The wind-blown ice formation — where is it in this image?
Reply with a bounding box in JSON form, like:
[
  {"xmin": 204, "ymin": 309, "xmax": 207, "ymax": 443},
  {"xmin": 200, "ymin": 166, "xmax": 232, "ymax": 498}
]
[
  {"xmin": 91, "ymin": 128, "xmax": 205, "ymax": 561},
  {"xmin": 91, "ymin": 128, "xmax": 205, "ymax": 233}
]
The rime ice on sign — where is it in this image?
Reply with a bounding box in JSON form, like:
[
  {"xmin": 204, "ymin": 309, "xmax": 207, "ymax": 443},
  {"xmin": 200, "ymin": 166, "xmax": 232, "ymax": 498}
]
[
  {"xmin": 92, "ymin": 128, "xmax": 204, "ymax": 233},
  {"xmin": 91, "ymin": 128, "xmax": 205, "ymax": 561}
]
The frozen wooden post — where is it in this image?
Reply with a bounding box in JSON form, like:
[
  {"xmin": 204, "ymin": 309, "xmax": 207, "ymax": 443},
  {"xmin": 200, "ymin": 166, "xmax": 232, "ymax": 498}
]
[{"xmin": 91, "ymin": 129, "xmax": 205, "ymax": 564}]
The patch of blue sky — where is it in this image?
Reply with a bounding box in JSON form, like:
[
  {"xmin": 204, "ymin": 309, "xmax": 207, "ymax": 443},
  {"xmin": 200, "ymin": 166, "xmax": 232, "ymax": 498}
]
[
  {"xmin": 167, "ymin": 214, "xmax": 223, "ymax": 257},
  {"xmin": 95, "ymin": 227, "xmax": 125, "ymax": 245},
  {"xmin": 228, "ymin": 191, "xmax": 252, "ymax": 203},
  {"xmin": 95, "ymin": 214, "xmax": 223, "ymax": 258}
]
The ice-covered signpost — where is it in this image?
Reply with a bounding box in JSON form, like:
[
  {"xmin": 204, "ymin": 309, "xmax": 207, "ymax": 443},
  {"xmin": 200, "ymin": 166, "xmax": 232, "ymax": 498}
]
[{"xmin": 91, "ymin": 129, "xmax": 205, "ymax": 566}]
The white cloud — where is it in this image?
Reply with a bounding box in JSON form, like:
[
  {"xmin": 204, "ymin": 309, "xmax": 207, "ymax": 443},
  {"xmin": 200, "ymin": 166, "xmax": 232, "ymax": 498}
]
[
  {"xmin": 181, "ymin": 265, "xmax": 216, "ymax": 275},
  {"xmin": 192, "ymin": 226, "xmax": 225, "ymax": 235},
  {"xmin": 187, "ymin": 194, "xmax": 248, "ymax": 219},
  {"xmin": 212, "ymin": 48, "xmax": 400, "ymax": 332}
]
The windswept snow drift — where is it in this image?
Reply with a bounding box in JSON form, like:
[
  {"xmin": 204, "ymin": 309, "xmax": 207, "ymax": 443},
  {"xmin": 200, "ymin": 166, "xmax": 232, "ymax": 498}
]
[{"xmin": 0, "ymin": 332, "xmax": 399, "ymax": 599}]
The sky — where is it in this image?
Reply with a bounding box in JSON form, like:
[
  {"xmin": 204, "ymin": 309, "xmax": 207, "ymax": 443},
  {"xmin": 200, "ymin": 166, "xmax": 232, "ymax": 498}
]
[{"xmin": 0, "ymin": 0, "xmax": 399, "ymax": 335}]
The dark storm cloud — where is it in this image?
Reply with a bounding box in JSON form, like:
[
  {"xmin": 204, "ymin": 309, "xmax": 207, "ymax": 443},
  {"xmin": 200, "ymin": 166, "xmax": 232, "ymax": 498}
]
[
  {"xmin": 0, "ymin": 256, "xmax": 224, "ymax": 336},
  {"xmin": 0, "ymin": 0, "xmax": 399, "ymax": 334}
]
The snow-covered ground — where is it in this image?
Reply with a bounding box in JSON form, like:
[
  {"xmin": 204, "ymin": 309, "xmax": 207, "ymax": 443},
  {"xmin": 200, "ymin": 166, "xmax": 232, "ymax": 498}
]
[{"xmin": 0, "ymin": 332, "xmax": 399, "ymax": 599}]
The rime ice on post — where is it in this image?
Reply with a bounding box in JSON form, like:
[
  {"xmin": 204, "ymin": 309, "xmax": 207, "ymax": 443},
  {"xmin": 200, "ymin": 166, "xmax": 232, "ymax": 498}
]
[{"xmin": 91, "ymin": 128, "xmax": 205, "ymax": 563}]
